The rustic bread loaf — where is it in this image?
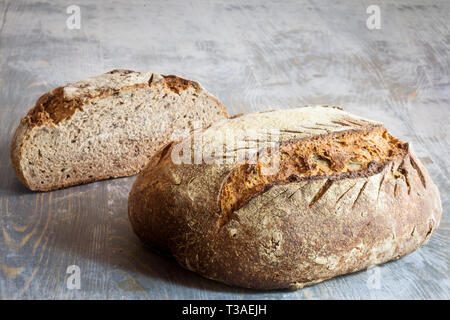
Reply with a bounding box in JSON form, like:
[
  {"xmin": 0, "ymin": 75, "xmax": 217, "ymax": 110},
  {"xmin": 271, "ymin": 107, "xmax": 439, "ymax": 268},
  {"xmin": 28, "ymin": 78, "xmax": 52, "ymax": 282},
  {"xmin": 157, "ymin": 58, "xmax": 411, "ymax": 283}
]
[
  {"xmin": 11, "ymin": 69, "xmax": 228, "ymax": 191},
  {"xmin": 128, "ymin": 106, "xmax": 442, "ymax": 290}
]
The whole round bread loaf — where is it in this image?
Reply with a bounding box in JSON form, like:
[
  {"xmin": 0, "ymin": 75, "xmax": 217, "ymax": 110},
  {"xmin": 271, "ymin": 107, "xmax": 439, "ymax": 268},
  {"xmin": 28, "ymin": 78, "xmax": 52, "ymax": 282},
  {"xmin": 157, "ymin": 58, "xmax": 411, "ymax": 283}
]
[{"xmin": 128, "ymin": 106, "xmax": 442, "ymax": 290}]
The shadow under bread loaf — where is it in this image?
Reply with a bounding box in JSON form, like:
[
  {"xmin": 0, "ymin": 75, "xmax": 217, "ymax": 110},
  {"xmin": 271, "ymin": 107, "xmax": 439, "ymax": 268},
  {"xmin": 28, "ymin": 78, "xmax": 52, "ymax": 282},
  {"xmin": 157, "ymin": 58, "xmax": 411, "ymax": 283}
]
[
  {"xmin": 128, "ymin": 106, "xmax": 442, "ymax": 290},
  {"xmin": 11, "ymin": 69, "xmax": 228, "ymax": 191}
]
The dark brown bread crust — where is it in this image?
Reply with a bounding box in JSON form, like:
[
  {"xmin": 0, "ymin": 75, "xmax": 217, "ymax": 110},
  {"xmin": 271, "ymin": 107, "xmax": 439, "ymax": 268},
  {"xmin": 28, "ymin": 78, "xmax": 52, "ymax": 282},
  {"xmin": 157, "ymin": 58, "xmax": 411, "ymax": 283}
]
[
  {"xmin": 161, "ymin": 75, "xmax": 201, "ymax": 94},
  {"xmin": 128, "ymin": 108, "xmax": 442, "ymax": 290}
]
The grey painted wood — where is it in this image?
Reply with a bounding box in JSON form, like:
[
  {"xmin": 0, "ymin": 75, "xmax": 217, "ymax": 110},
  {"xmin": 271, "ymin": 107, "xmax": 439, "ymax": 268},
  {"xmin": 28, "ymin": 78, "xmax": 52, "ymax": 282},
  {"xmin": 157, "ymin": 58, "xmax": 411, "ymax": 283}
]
[{"xmin": 0, "ymin": 0, "xmax": 448, "ymax": 299}]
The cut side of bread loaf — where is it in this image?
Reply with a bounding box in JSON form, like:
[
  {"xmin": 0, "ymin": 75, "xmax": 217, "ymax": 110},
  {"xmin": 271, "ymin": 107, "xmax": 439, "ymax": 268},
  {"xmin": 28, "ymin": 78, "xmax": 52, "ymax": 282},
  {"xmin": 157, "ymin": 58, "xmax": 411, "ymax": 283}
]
[
  {"xmin": 11, "ymin": 69, "xmax": 228, "ymax": 191},
  {"xmin": 128, "ymin": 106, "xmax": 442, "ymax": 290}
]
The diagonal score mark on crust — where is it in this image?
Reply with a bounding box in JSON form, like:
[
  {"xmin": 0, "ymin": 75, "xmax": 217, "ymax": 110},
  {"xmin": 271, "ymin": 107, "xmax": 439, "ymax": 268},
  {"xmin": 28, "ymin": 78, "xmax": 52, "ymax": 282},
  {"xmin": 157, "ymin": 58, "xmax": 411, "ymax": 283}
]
[
  {"xmin": 288, "ymin": 183, "xmax": 307, "ymax": 199},
  {"xmin": 399, "ymin": 160, "xmax": 411, "ymax": 195},
  {"xmin": 352, "ymin": 181, "xmax": 368, "ymax": 209},
  {"xmin": 279, "ymin": 127, "xmax": 327, "ymax": 134},
  {"xmin": 309, "ymin": 180, "xmax": 334, "ymax": 207},
  {"xmin": 342, "ymin": 119, "xmax": 364, "ymax": 127},
  {"xmin": 409, "ymin": 156, "xmax": 427, "ymax": 189},
  {"xmin": 215, "ymin": 188, "xmax": 290, "ymax": 231},
  {"xmin": 331, "ymin": 120, "xmax": 352, "ymax": 127},
  {"xmin": 315, "ymin": 122, "xmax": 342, "ymax": 128},
  {"xmin": 336, "ymin": 183, "xmax": 357, "ymax": 205},
  {"xmin": 376, "ymin": 172, "xmax": 386, "ymax": 203}
]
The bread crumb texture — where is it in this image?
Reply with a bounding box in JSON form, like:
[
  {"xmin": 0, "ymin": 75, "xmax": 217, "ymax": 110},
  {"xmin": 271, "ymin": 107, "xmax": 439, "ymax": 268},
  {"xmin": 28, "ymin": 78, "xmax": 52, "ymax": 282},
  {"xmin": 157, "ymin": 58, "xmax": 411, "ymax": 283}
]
[{"xmin": 12, "ymin": 70, "xmax": 228, "ymax": 191}]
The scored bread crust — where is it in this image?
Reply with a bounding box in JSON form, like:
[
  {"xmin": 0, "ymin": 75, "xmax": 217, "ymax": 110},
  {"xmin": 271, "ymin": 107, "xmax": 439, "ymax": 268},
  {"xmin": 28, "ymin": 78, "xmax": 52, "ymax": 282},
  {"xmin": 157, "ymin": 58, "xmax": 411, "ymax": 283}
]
[
  {"xmin": 128, "ymin": 106, "xmax": 442, "ymax": 290},
  {"xmin": 11, "ymin": 69, "xmax": 228, "ymax": 191}
]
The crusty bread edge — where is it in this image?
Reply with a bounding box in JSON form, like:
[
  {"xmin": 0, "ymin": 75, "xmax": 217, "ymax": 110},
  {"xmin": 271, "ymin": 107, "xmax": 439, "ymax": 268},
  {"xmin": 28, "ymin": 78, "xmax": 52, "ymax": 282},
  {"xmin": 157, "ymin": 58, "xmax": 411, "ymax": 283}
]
[
  {"xmin": 10, "ymin": 120, "xmax": 32, "ymax": 189},
  {"xmin": 10, "ymin": 72, "xmax": 229, "ymax": 191}
]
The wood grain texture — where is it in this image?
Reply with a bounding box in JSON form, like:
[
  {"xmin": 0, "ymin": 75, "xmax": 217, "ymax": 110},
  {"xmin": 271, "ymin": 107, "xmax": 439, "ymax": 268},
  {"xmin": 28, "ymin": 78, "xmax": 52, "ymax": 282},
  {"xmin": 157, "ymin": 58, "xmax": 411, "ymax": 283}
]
[{"xmin": 0, "ymin": 0, "xmax": 448, "ymax": 299}]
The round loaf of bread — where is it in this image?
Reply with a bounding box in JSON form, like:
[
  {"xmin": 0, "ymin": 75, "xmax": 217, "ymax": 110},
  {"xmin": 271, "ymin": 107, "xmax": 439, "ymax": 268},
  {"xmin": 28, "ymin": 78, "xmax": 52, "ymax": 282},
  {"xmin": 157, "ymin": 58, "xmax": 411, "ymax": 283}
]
[{"xmin": 128, "ymin": 106, "xmax": 442, "ymax": 290}]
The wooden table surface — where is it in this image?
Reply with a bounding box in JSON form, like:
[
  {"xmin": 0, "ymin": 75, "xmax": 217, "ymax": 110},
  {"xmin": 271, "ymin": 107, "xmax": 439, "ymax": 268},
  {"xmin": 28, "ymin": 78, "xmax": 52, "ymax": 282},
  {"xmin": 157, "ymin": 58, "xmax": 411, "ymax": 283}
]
[{"xmin": 0, "ymin": 0, "xmax": 448, "ymax": 300}]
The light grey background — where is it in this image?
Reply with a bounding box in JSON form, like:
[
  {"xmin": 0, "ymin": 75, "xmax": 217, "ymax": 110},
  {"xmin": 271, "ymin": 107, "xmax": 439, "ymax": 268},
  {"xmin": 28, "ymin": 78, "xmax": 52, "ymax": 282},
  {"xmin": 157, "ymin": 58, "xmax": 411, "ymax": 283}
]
[{"xmin": 0, "ymin": 0, "xmax": 448, "ymax": 299}]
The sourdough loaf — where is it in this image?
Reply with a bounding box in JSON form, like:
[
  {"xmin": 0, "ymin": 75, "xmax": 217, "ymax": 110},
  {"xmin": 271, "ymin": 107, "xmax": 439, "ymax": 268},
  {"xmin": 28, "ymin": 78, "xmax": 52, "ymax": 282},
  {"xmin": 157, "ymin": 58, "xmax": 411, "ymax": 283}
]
[
  {"xmin": 128, "ymin": 106, "xmax": 442, "ymax": 290},
  {"xmin": 11, "ymin": 69, "xmax": 228, "ymax": 191}
]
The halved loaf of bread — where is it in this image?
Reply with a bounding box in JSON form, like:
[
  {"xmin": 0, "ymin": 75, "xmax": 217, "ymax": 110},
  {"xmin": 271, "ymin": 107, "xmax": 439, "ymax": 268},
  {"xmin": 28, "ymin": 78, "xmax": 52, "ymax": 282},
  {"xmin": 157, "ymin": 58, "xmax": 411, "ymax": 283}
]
[
  {"xmin": 11, "ymin": 69, "xmax": 228, "ymax": 191},
  {"xmin": 128, "ymin": 106, "xmax": 442, "ymax": 290}
]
